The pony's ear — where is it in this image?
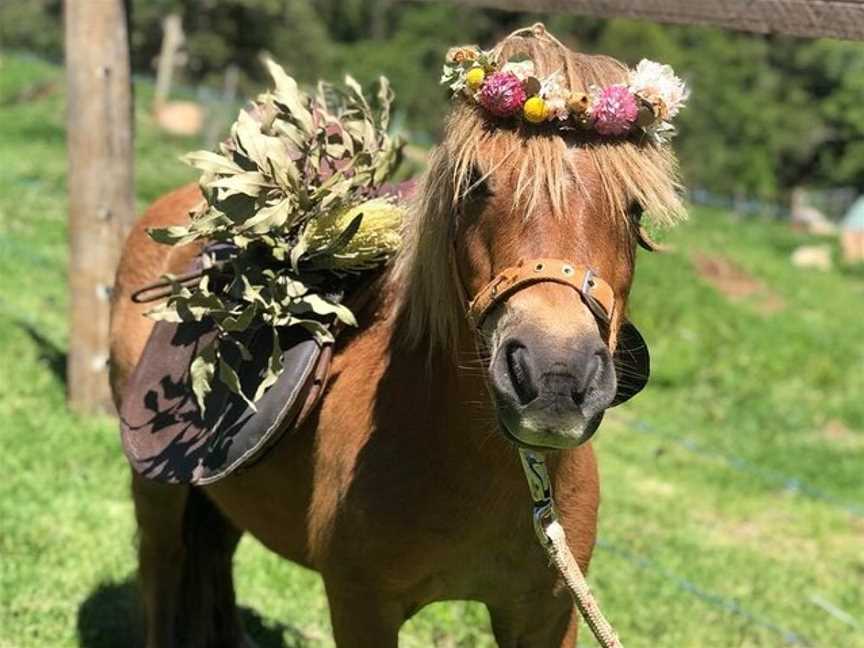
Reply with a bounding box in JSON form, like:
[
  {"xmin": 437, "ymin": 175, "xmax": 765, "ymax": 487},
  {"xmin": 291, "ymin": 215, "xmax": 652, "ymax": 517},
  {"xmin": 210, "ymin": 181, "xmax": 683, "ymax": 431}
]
[
  {"xmin": 629, "ymin": 201, "xmax": 667, "ymax": 253},
  {"xmin": 610, "ymin": 320, "xmax": 650, "ymax": 406},
  {"xmin": 637, "ymin": 225, "xmax": 665, "ymax": 252}
]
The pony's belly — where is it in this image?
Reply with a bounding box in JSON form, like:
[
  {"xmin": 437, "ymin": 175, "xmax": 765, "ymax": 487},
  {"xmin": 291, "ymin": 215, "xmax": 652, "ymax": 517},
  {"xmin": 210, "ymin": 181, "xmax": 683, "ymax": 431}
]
[{"xmin": 202, "ymin": 428, "xmax": 320, "ymax": 569}]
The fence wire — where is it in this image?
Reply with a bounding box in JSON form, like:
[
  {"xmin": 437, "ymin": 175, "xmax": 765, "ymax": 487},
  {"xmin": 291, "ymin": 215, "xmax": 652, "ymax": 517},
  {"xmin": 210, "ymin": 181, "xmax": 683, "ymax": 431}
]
[
  {"xmin": 595, "ymin": 538, "xmax": 811, "ymax": 646},
  {"xmin": 624, "ymin": 417, "xmax": 864, "ymax": 519}
]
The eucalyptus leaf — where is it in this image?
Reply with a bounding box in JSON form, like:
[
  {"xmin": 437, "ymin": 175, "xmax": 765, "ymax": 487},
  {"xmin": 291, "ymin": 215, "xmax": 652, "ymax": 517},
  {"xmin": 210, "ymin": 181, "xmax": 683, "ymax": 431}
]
[
  {"xmin": 181, "ymin": 150, "xmax": 244, "ymax": 176},
  {"xmin": 377, "ymin": 76, "xmax": 394, "ymax": 132},
  {"xmin": 264, "ymin": 58, "xmax": 313, "ymax": 134},
  {"xmin": 210, "ymin": 171, "xmax": 272, "ymax": 199},
  {"xmin": 297, "ymin": 319, "xmax": 335, "ymax": 344},
  {"xmin": 218, "ymin": 356, "xmax": 256, "ymax": 411},
  {"xmin": 191, "ymin": 343, "xmax": 216, "ymax": 414},
  {"xmin": 303, "ymin": 294, "xmax": 357, "ymax": 326},
  {"xmin": 146, "ymin": 302, "xmax": 183, "ymax": 323},
  {"xmin": 240, "ymin": 198, "xmax": 294, "ymax": 234},
  {"xmin": 253, "ymin": 328, "xmax": 284, "ymax": 402},
  {"xmin": 220, "ymin": 304, "xmax": 258, "ymax": 332},
  {"xmin": 147, "ymin": 225, "xmax": 199, "ymax": 246}
]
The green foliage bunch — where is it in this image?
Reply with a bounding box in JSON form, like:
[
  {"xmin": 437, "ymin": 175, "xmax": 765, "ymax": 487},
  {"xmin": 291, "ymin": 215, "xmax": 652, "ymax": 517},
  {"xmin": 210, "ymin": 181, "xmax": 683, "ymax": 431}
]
[{"xmin": 148, "ymin": 60, "xmax": 404, "ymax": 409}]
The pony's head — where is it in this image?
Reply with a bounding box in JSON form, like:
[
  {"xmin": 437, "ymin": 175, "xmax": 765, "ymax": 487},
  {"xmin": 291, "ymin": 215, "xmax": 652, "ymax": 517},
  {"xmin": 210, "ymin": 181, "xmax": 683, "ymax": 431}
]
[{"xmin": 396, "ymin": 26, "xmax": 685, "ymax": 450}]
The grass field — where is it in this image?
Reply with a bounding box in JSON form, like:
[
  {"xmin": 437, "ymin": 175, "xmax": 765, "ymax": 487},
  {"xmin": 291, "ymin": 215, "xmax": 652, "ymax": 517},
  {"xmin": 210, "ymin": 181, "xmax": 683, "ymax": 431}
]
[{"xmin": 1, "ymin": 53, "xmax": 862, "ymax": 647}]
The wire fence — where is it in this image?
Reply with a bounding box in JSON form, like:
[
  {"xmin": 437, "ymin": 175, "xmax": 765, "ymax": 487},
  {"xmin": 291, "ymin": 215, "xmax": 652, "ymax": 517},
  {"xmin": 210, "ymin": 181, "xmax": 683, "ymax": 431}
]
[
  {"xmin": 595, "ymin": 539, "xmax": 811, "ymax": 646},
  {"xmin": 623, "ymin": 417, "xmax": 864, "ymax": 519},
  {"xmin": 689, "ymin": 187, "xmax": 860, "ymax": 224}
]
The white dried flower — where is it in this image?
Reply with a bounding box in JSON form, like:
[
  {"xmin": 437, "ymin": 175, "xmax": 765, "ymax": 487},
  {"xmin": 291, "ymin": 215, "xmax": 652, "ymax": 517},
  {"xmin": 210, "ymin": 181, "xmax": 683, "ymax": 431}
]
[
  {"xmin": 500, "ymin": 60, "xmax": 535, "ymax": 81},
  {"xmin": 629, "ymin": 59, "xmax": 689, "ymax": 119},
  {"xmin": 539, "ymin": 72, "xmax": 570, "ymax": 121}
]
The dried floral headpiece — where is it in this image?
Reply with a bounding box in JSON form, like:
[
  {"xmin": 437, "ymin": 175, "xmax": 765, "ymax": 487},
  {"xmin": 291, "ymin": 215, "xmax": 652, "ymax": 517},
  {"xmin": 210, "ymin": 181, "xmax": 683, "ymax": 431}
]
[{"xmin": 441, "ymin": 45, "xmax": 688, "ymax": 143}]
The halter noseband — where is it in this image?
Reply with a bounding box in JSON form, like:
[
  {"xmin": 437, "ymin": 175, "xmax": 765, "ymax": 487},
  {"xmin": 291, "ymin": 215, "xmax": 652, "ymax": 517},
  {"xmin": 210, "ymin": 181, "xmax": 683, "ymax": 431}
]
[{"xmin": 464, "ymin": 257, "xmax": 617, "ymax": 330}]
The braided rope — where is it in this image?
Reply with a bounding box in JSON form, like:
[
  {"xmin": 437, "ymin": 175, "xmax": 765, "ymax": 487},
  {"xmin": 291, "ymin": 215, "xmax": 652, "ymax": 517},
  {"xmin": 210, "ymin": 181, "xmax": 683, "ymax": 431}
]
[
  {"xmin": 518, "ymin": 449, "xmax": 623, "ymax": 648},
  {"xmin": 544, "ymin": 520, "xmax": 623, "ymax": 648}
]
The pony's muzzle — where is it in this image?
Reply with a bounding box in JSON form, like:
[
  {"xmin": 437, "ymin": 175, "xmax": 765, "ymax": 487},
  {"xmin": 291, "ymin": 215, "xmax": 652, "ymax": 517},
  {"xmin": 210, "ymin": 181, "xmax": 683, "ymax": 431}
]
[{"xmin": 490, "ymin": 330, "xmax": 616, "ymax": 449}]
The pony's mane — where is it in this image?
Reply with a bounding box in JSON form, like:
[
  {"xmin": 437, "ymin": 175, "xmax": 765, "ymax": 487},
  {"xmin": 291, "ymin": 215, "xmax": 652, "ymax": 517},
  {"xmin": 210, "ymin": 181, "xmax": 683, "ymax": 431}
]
[{"xmin": 393, "ymin": 28, "xmax": 686, "ymax": 354}]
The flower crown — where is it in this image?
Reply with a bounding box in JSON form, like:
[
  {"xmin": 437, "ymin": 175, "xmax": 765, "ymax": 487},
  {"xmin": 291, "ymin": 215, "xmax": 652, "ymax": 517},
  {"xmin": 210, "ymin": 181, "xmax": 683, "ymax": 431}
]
[{"xmin": 441, "ymin": 45, "xmax": 688, "ymax": 143}]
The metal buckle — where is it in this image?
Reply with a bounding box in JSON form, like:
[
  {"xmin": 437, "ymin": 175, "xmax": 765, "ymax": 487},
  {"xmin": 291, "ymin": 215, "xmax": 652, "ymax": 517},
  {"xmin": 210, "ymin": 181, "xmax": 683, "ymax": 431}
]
[{"xmin": 532, "ymin": 499, "xmax": 557, "ymax": 548}]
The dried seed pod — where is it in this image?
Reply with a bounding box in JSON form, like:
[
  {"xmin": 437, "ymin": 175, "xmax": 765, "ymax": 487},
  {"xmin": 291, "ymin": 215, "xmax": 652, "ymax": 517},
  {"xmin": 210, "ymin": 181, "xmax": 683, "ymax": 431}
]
[
  {"xmin": 567, "ymin": 92, "xmax": 590, "ymax": 115},
  {"xmin": 446, "ymin": 46, "xmax": 480, "ymax": 65},
  {"xmin": 521, "ymin": 76, "xmax": 542, "ymax": 97},
  {"xmin": 636, "ymin": 100, "xmax": 657, "ymax": 128}
]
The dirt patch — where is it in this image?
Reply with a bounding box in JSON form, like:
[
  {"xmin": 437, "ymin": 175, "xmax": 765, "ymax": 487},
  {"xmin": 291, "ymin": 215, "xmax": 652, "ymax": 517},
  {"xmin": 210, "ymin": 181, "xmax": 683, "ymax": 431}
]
[
  {"xmin": 691, "ymin": 252, "xmax": 785, "ymax": 314},
  {"xmin": 819, "ymin": 419, "xmax": 864, "ymax": 450}
]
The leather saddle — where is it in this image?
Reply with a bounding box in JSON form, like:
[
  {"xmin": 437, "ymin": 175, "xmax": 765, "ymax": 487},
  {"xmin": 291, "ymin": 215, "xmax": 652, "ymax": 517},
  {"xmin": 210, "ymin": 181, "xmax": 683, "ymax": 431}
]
[{"xmin": 119, "ymin": 318, "xmax": 331, "ymax": 485}]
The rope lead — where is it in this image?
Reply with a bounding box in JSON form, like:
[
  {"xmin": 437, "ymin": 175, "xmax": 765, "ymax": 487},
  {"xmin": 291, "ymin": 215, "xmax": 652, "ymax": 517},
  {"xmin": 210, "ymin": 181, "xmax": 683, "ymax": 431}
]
[{"xmin": 518, "ymin": 449, "xmax": 624, "ymax": 648}]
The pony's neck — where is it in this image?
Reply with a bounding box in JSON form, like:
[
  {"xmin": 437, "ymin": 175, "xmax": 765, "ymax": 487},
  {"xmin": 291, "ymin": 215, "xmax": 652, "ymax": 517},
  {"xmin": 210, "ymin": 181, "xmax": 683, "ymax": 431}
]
[
  {"xmin": 431, "ymin": 318, "xmax": 525, "ymax": 469},
  {"xmin": 377, "ymin": 253, "xmax": 527, "ymax": 474}
]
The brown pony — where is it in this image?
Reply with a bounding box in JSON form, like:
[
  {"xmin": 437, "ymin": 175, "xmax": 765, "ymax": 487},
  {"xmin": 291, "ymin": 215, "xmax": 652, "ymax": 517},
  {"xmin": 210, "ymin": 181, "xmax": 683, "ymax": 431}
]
[{"xmin": 110, "ymin": 28, "xmax": 683, "ymax": 648}]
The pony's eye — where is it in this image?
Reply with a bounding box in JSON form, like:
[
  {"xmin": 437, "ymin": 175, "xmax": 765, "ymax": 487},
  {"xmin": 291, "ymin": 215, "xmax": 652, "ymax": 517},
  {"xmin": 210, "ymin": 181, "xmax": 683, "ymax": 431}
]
[
  {"xmin": 471, "ymin": 178, "xmax": 493, "ymax": 198},
  {"xmin": 466, "ymin": 165, "xmax": 494, "ymax": 199}
]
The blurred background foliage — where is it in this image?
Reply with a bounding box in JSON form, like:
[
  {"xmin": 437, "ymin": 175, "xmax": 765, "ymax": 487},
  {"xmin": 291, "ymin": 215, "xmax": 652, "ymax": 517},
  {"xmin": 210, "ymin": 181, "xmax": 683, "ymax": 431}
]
[{"xmin": 4, "ymin": 0, "xmax": 864, "ymax": 200}]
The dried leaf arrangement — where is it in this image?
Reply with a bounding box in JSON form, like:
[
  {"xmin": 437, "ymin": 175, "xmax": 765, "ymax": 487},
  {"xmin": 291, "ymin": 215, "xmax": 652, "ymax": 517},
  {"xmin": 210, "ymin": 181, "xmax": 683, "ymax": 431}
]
[{"xmin": 147, "ymin": 60, "xmax": 405, "ymax": 411}]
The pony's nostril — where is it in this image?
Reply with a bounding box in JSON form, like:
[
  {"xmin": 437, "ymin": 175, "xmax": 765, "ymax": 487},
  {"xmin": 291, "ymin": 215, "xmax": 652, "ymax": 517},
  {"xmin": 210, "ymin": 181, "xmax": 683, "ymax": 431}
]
[
  {"xmin": 571, "ymin": 351, "xmax": 603, "ymax": 404},
  {"xmin": 505, "ymin": 342, "xmax": 538, "ymax": 405}
]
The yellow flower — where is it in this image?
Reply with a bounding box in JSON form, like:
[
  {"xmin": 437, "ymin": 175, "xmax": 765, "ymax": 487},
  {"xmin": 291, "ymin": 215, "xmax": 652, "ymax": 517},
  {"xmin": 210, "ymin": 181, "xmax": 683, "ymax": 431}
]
[
  {"xmin": 466, "ymin": 66, "xmax": 486, "ymax": 91},
  {"xmin": 523, "ymin": 96, "xmax": 548, "ymax": 123}
]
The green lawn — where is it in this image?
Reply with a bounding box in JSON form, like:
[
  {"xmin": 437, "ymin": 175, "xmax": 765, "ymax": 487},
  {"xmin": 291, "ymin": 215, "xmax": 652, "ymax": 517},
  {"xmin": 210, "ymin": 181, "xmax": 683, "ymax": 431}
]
[{"xmin": 1, "ymin": 53, "xmax": 862, "ymax": 647}]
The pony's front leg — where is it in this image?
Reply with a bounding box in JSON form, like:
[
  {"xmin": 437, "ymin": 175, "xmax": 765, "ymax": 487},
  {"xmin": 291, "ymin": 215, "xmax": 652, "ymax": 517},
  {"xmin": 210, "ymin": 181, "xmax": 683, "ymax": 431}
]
[
  {"xmin": 487, "ymin": 595, "xmax": 579, "ymax": 647},
  {"xmin": 324, "ymin": 583, "xmax": 402, "ymax": 648}
]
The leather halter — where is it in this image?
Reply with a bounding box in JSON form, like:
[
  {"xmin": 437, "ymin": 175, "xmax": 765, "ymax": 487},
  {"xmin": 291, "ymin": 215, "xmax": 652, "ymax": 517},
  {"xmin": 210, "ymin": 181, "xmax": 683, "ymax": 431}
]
[{"xmin": 465, "ymin": 257, "xmax": 616, "ymax": 330}]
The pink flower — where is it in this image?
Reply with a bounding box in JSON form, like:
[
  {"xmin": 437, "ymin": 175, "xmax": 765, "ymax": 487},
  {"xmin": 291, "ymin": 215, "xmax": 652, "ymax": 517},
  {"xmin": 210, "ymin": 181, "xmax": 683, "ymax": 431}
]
[
  {"xmin": 591, "ymin": 85, "xmax": 638, "ymax": 136},
  {"xmin": 478, "ymin": 72, "xmax": 526, "ymax": 118}
]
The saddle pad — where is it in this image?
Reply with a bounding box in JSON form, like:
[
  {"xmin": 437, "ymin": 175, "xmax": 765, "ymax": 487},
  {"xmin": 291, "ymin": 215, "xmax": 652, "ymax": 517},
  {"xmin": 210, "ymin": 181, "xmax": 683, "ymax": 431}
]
[{"xmin": 120, "ymin": 320, "xmax": 329, "ymax": 484}]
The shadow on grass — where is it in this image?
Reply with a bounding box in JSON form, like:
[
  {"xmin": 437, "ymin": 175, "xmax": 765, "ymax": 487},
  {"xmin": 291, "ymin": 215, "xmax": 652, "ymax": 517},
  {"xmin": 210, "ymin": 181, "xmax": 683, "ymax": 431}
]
[
  {"xmin": 77, "ymin": 580, "xmax": 314, "ymax": 648},
  {"xmin": 18, "ymin": 320, "xmax": 67, "ymax": 385}
]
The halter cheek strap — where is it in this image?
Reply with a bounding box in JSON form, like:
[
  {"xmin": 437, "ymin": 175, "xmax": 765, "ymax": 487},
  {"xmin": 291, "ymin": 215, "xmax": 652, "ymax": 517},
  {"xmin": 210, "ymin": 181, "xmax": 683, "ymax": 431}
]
[{"xmin": 466, "ymin": 258, "xmax": 616, "ymax": 330}]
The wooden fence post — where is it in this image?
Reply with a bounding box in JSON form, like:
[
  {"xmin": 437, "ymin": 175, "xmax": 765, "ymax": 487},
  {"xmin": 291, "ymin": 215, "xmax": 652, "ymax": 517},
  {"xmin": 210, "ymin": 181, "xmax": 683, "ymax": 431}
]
[
  {"xmin": 153, "ymin": 14, "xmax": 184, "ymax": 113},
  {"xmin": 64, "ymin": 0, "xmax": 135, "ymax": 414}
]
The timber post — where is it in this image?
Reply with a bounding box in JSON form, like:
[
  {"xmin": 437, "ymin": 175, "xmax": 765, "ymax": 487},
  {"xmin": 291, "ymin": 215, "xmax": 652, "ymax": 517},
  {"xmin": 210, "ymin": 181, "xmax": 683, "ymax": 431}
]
[{"xmin": 64, "ymin": 0, "xmax": 135, "ymax": 414}]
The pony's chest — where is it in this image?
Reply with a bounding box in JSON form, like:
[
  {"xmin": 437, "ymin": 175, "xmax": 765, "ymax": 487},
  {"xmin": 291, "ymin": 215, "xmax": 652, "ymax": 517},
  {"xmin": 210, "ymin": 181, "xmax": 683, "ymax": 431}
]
[{"xmin": 317, "ymin": 442, "xmax": 542, "ymax": 586}]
